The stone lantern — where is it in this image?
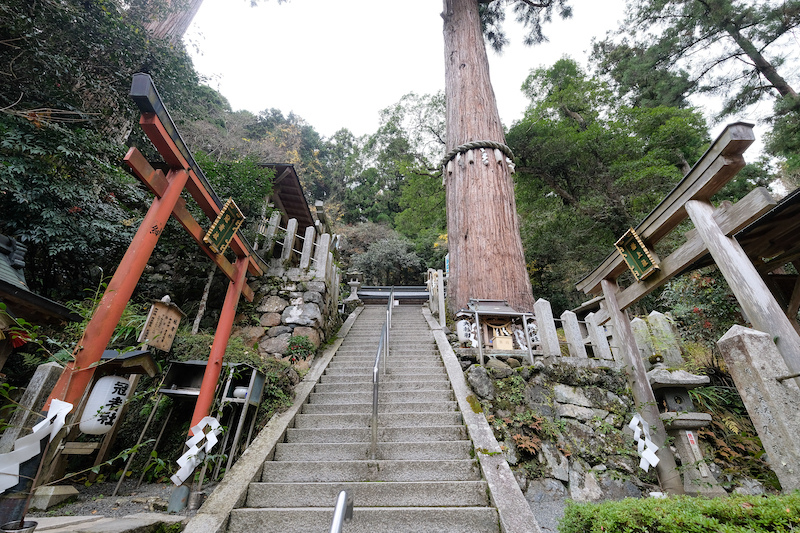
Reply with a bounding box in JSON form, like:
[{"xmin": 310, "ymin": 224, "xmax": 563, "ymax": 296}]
[
  {"xmin": 344, "ymin": 271, "xmax": 363, "ymax": 303},
  {"xmin": 647, "ymin": 358, "xmax": 728, "ymax": 497}
]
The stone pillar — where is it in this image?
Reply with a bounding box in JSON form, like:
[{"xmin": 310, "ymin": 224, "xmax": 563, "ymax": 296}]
[
  {"xmin": 648, "ymin": 365, "xmax": 727, "ymax": 497},
  {"xmin": 560, "ymin": 310, "xmax": 588, "ymax": 359},
  {"xmin": 630, "ymin": 317, "xmax": 653, "ymax": 366},
  {"xmin": 717, "ymin": 325, "xmax": 800, "ymax": 491},
  {"xmin": 534, "ymin": 299, "xmax": 560, "ymax": 357},
  {"xmin": 648, "ymin": 311, "xmax": 683, "ymax": 367}
]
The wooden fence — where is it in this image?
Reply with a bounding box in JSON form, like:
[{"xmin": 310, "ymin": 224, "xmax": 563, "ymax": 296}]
[{"xmin": 260, "ymin": 213, "xmax": 339, "ymax": 288}]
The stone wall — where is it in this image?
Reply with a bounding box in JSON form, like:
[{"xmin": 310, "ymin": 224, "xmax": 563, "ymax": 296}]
[
  {"xmin": 460, "ymin": 352, "xmax": 658, "ymax": 505},
  {"xmin": 243, "ymin": 270, "xmax": 341, "ymax": 362}
]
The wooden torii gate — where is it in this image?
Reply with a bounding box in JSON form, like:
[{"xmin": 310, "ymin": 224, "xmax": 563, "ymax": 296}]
[
  {"xmin": 575, "ymin": 122, "xmax": 799, "ymax": 494},
  {"xmin": 45, "ymin": 73, "xmax": 267, "ymax": 432}
]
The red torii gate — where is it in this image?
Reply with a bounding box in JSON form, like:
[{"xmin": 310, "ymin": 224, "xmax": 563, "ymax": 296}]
[{"xmin": 45, "ymin": 73, "xmax": 267, "ymax": 432}]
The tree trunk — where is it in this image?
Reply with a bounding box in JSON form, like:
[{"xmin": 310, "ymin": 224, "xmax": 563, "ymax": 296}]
[
  {"xmin": 192, "ymin": 264, "xmax": 216, "ymax": 334},
  {"xmin": 724, "ymin": 23, "xmax": 797, "ymax": 98},
  {"xmin": 145, "ymin": 0, "xmax": 205, "ymax": 43},
  {"xmin": 442, "ymin": 0, "xmax": 534, "ymax": 313}
]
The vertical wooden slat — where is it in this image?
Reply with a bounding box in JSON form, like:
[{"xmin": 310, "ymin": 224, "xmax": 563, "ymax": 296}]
[
  {"xmin": 281, "ymin": 218, "xmax": 298, "ymax": 264},
  {"xmin": 300, "ymin": 226, "xmax": 317, "ymax": 270}
]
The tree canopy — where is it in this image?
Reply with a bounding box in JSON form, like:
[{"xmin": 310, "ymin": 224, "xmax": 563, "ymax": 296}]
[
  {"xmin": 507, "ymin": 58, "xmax": 709, "ymax": 311},
  {"xmin": 593, "ymin": 0, "xmax": 799, "ymax": 117}
]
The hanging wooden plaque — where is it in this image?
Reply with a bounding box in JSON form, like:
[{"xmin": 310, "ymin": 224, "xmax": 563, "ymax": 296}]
[
  {"xmin": 615, "ymin": 228, "xmax": 659, "ymax": 281},
  {"xmin": 203, "ymin": 198, "xmax": 245, "ymax": 255}
]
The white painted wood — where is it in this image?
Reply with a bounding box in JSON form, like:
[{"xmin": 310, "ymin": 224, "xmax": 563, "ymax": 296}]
[
  {"xmin": 686, "ymin": 199, "xmax": 800, "ymax": 383},
  {"xmin": 299, "ymin": 226, "xmax": 316, "ymax": 270},
  {"xmin": 560, "ymin": 310, "xmax": 588, "ymax": 358},
  {"xmin": 534, "ymin": 299, "xmax": 560, "ymax": 357}
]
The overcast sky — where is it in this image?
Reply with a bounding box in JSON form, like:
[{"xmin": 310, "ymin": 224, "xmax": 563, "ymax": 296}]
[{"xmin": 185, "ymin": 0, "xmax": 628, "ymax": 138}]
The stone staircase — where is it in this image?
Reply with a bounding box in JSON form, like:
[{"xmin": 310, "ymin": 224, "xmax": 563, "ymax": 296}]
[{"xmin": 226, "ymin": 305, "xmax": 500, "ymax": 532}]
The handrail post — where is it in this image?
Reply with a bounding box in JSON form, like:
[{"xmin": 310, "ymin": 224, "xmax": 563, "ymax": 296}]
[{"xmin": 329, "ymin": 490, "xmax": 353, "ymax": 533}]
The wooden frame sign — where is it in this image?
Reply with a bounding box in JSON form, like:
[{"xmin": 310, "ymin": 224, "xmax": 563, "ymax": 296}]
[
  {"xmin": 615, "ymin": 228, "xmax": 659, "ymax": 281},
  {"xmin": 203, "ymin": 198, "xmax": 245, "ymax": 255}
]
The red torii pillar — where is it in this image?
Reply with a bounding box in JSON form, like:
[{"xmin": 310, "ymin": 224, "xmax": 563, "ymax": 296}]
[{"xmin": 45, "ymin": 74, "xmax": 263, "ymax": 437}]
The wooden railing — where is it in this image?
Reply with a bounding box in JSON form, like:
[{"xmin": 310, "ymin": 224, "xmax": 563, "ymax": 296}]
[{"xmin": 260, "ymin": 214, "xmax": 338, "ymax": 283}]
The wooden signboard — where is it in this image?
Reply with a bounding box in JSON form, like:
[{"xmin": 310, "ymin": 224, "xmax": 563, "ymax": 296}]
[
  {"xmin": 203, "ymin": 198, "xmax": 245, "ymax": 255},
  {"xmin": 615, "ymin": 228, "xmax": 659, "ymax": 281},
  {"xmin": 138, "ymin": 300, "xmax": 186, "ymax": 351}
]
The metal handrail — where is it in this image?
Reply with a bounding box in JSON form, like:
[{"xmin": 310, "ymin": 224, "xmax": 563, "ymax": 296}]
[
  {"xmin": 370, "ymin": 287, "xmax": 394, "ymax": 460},
  {"xmin": 329, "ymin": 490, "xmax": 353, "ymax": 533}
]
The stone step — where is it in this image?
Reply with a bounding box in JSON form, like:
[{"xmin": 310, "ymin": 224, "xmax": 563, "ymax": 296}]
[
  {"xmin": 273, "ymin": 440, "xmax": 471, "ymax": 461},
  {"xmin": 326, "ymin": 360, "xmax": 444, "ymax": 371},
  {"xmin": 319, "ymin": 373, "xmax": 448, "ymax": 384},
  {"xmin": 308, "ymin": 390, "xmax": 454, "ymax": 404},
  {"xmin": 260, "ymin": 459, "xmax": 481, "ymax": 483},
  {"xmin": 301, "ymin": 400, "xmax": 458, "ymax": 414},
  {"xmin": 324, "ymin": 367, "xmax": 447, "ymax": 377},
  {"xmin": 246, "ymin": 481, "xmax": 488, "ymax": 507},
  {"xmin": 313, "ymin": 380, "xmax": 451, "ymax": 393},
  {"xmin": 228, "ymin": 507, "xmax": 499, "ymax": 533},
  {"xmin": 292, "ymin": 412, "xmax": 462, "ymax": 429},
  {"xmin": 285, "ymin": 425, "xmax": 467, "ymax": 443}
]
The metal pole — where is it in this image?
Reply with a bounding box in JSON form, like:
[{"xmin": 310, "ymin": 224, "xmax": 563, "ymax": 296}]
[{"xmin": 329, "ymin": 490, "xmax": 353, "ymax": 533}]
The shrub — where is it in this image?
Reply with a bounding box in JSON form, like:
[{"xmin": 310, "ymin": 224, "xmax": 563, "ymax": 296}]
[
  {"xmin": 559, "ymin": 492, "xmax": 800, "ymax": 532},
  {"xmin": 285, "ymin": 335, "xmax": 316, "ymax": 363}
]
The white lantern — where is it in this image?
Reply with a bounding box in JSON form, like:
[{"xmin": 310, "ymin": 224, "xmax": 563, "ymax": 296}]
[{"xmin": 79, "ymin": 376, "xmax": 131, "ymax": 435}]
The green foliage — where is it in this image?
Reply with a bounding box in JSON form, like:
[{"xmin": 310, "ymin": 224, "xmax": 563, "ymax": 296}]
[
  {"xmin": 285, "ymin": 335, "xmax": 315, "ymax": 363},
  {"xmin": 558, "ymin": 492, "xmax": 800, "ymax": 533},
  {"xmin": 660, "ymin": 268, "xmax": 744, "ymax": 348},
  {"xmin": 350, "ymin": 237, "xmax": 424, "ymax": 286},
  {"xmin": 479, "ymin": 0, "xmax": 573, "ymax": 52},
  {"xmin": 508, "ymin": 58, "xmax": 708, "ymax": 312},
  {"xmin": 593, "ymin": 0, "xmax": 800, "ymax": 119}
]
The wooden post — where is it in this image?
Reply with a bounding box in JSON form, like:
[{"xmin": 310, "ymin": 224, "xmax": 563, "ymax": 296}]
[
  {"xmin": 299, "ymin": 226, "xmax": 316, "ymax": 270},
  {"xmin": 601, "ymin": 279, "xmax": 684, "ymax": 495},
  {"xmin": 281, "ymin": 218, "xmax": 298, "ymax": 265},
  {"xmin": 686, "ymin": 199, "xmax": 800, "ymax": 386}
]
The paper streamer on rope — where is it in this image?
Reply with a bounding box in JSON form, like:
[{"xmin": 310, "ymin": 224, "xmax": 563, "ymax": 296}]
[
  {"xmin": 170, "ymin": 416, "xmax": 221, "ymax": 486},
  {"xmin": 0, "ymin": 399, "xmax": 73, "ymax": 493},
  {"xmin": 628, "ymin": 413, "xmax": 660, "ymax": 471}
]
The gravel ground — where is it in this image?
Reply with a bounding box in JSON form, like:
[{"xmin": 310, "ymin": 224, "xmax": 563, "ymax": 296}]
[{"xmin": 26, "ymin": 479, "xmax": 218, "ymax": 519}]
